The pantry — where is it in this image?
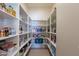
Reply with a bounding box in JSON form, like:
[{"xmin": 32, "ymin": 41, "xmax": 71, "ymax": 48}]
[{"xmin": 0, "ymin": 3, "xmax": 56, "ymax": 56}]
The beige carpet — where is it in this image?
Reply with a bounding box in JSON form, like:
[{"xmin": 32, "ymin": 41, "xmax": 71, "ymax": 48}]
[{"xmin": 27, "ymin": 48, "xmax": 50, "ymax": 56}]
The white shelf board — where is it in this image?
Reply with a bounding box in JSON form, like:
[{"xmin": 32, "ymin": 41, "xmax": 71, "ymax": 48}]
[
  {"xmin": 50, "ymin": 32, "xmax": 56, "ymax": 35},
  {"xmin": 46, "ymin": 32, "xmax": 51, "ymax": 33},
  {"xmin": 23, "ymin": 43, "xmax": 32, "ymax": 56},
  {"xmin": 19, "ymin": 32, "xmax": 30, "ymax": 35},
  {"xmin": 47, "ymin": 44, "xmax": 54, "ymax": 56},
  {"xmin": 51, "ymin": 41, "xmax": 56, "ymax": 48},
  {"xmin": 45, "ymin": 37, "xmax": 56, "ymax": 48},
  {"xmin": 0, "ymin": 32, "xmax": 31, "ymax": 41},
  {"xmin": 19, "ymin": 38, "xmax": 32, "ymax": 50},
  {"xmin": 46, "ymin": 32, "xmax": 56, "ymax": 34},
  {"xmin": 32, "ymin": 32, "xmax": 46, "ymax": 34},
  {"xmin": 31, "ymin": 25, "xmax": 48, "ymax": 27},
  {"xmin": 0, "ymin": 9, "xmax": 18, "ymax": 20},
  {"xmin": 0, "ymin": 34, "xmax": 18, "ymax": 41}
]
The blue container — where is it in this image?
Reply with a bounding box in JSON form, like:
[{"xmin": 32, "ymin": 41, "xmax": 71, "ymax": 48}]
[{"xmin": 35, "ymin": 37, "xmax": 43, "ymax": 44}]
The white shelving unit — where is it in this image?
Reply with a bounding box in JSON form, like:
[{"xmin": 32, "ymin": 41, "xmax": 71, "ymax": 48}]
[
  {"xmin": 0, "ymin": 34, "xmax": 18, "ymax": 40},
  {"xmin": 0, "ymin": 3, "xmax": 32, "ymax": 56},
  {"xmin": 45, "ymin": 37, "xmax": 56, "ymax": 48},
  {"xmin": 0, "ymin": 3, "xmax": 56, "ymax": 56},
  {"xmin": 46, "ymin": 4, "xmax": 56, "ymax": 56},
  {"xmin": 47, "ymin": 44, "xmax": 54, "ymax": 56},
  {"xmin": 19, "ymin": 38, "xmax": 32, "ymax": 50},
  {"xmin": 18, "ymin": 5, "xmax": 32, "ymax": 56},
  {"xmin": 23, "ymin": 43, "xmax": 32, "ymax": 56},
  {"xmin": 10, "ymin": 47, "xmax": 19, "ymax": 56}
]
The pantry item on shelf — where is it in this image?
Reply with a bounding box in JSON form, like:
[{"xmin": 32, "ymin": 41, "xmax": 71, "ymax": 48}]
[
  {"xmin": 19, "ymin": 26, "xmax": 23, "ymax": 33},
  {"xmin": 11, "ymin": 27, "xmax": 16, "ymax": 35},
  {"xmin": 0, "ymin": 41, "xmax": 17, "ymax": 52},
  {"xmin": 24, "ymin": 34, "xmax": 27, "ymax": 41},
  {"xmin": 5, "ymin": 5, "xmax": 16, "ymax": 17},
  {"xmin": 52, "ymin": 34, "xmax": 56, "ymax": 43},
  {"xmin": 0, "ymin": 26, "xmax": 3, "ymax": 37},
  {"xmin": 32, "ymin": 34, "xmax": 36, "ymax": 37},
  {"xmin": 19, "ymin": 48, "xmax": 25, "ymax": 56},
  {"xmin": 0, "ymin": 46, "xmax": 8, "ymax": 52},
  {"xmin": 54, "ymin": 35, "xmax": 56, "ymax": 43},
  {"xmin": 5, "ymin": 7, "xmax": 10, "ymax": 14},
  {"xmin": 19, "ymin": 35, "xmax": 25, "ymax": 46},
  {"xmin": 51, "ymin": 34, "xmax": 56, "ymax": 43},
  {"xmin": 48, "ymin": 26, "xmax": 50, "ymax": 32},
  {"xmin": 0, "ymin": 27, "xmax": 4, "ymax": 37},
  {"xmin": 0, "ymin": 30, "xmax": 1, "ymax": 37},
  {"xmin": 2, "ymin": 42, "xmax": 16, "ymax": 49},
  {"xmin": 51, "ymin": 34, "xmax": 54, "ymax": 41},
  {"xmin": 0, "ymin": 40, "xmax": 5, "ymax": 45},
  {"xmin": 4, "ymin": 27, "xmax": 9, "ymax": 36},
  {"xmin": 52, "ymin": 27, "xmax": 56, "ymax": 33},
  {"xmin": 7, "ymin": 45, "xmax": 17, "ymax": 56},
  {"xmin": 8, "ymin": 27, "xmax": 12, "ymax": 35},
  {"xmin": 12, "ymin": 9, "xmax": 16, "ymax": 16},
  {"xmin": 0, "ymin": 37, "xmax": 17, "ymax": 56},
  {"xmin": 5, "ymin": 5, "xmax": 12, "ymax": 15},
  {"xmin": 0, "ymin": 3, "xmax": 3, "ymax": 9},
  {"xmin": 29, "ymin": 41, "xmax": 31, "ymax": 45},
  {"xmin": 51, "ymin": 45, "xmax": 56, "ymax": 56},
  {"xmin": 19, "ymin": 34, "xmax": 27, "ymax": 46},
  {"xmin": 0, "ymin": 3, "xmax": 6, "ymax": 10},
  {"xmin": 0, "ymin": 26, "xmax": 13, "ymax": 37},
  {"xmin": 0, "ymin": 40, "xmax": 7, "ymax": 51},
  {"xmin": 20, "ymin": 44, "xmax": 28, "ymax": 56},
  {"xmin": 0, "ymin": 49, "xmax": 7, "ymax": 56},
  {"xmin": 35, "ymin": 37, "xmax": 43, "ymax": 44},
  {"xmin": 0, "ymin": 29, "xmax": 5, "ymax": 37}
]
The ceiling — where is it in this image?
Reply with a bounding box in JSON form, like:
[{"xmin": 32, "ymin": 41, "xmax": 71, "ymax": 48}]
[{"xmin": 21, "ymin": 3, "xmax": 55, "ymax": 20}]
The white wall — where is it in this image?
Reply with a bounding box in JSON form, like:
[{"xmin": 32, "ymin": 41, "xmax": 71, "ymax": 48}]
[{"xmin": 57, "ymin": 3, "xmax": 79, "ymax": 56}]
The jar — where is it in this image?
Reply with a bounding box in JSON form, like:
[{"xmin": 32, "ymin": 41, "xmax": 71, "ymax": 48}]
[
  {"xmin": 0, "ymin": 3, "xmax": 3, "ymax": 9},
  {"xmin": 0, "ymin": 30, "xmax": 1, "ymax": 37},
  {"xmin": 11, "ymin": 28, "xmax": 16, "ymax": 35},
  {"xmin": 4, "ymin": 27, "xmax": 9, "ymax": 36},
  {"xmin": 6, "ymin": 5, "xmax": 13, "ymax": 15},
  {"xmin": 0, "ymin": 29, "xmax": 5, "ymax": 37},
  {"xmin": 0, "ymin": 3, "xmax": 6, "ymax": 10},
  {"xmin": 12, "ymin": 9, "xmax": 16, "ymax": 16}
]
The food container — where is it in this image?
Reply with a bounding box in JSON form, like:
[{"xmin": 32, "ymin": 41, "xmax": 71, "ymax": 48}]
[
  {"xmin": 4, "ymin": 27, "xmax": 9, "ymax": 36},
  {"xmin": 0, "ymin": 3, "xmax": 6, "ymax": 10},
  {"xmin": 0, "ymin": 30, "xmax": 1, "ymax": 37},
  {"xmin": 0, "ymin": 3, "xmax": 3, "ymax": 9},
  {"xmin": 0, "ymin": 29, "xmax": 5, "ymax": 37},
  {"xmin": 7, "ymin": 47, "xmax": 14, "ymax": 56},
  {"xmin": 12, "ymin": 9, "xmax": 16, "ymax": 16},
  {"xmin": 0, "ymin": 49, "xmax": 7, "ymax": 56}
]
